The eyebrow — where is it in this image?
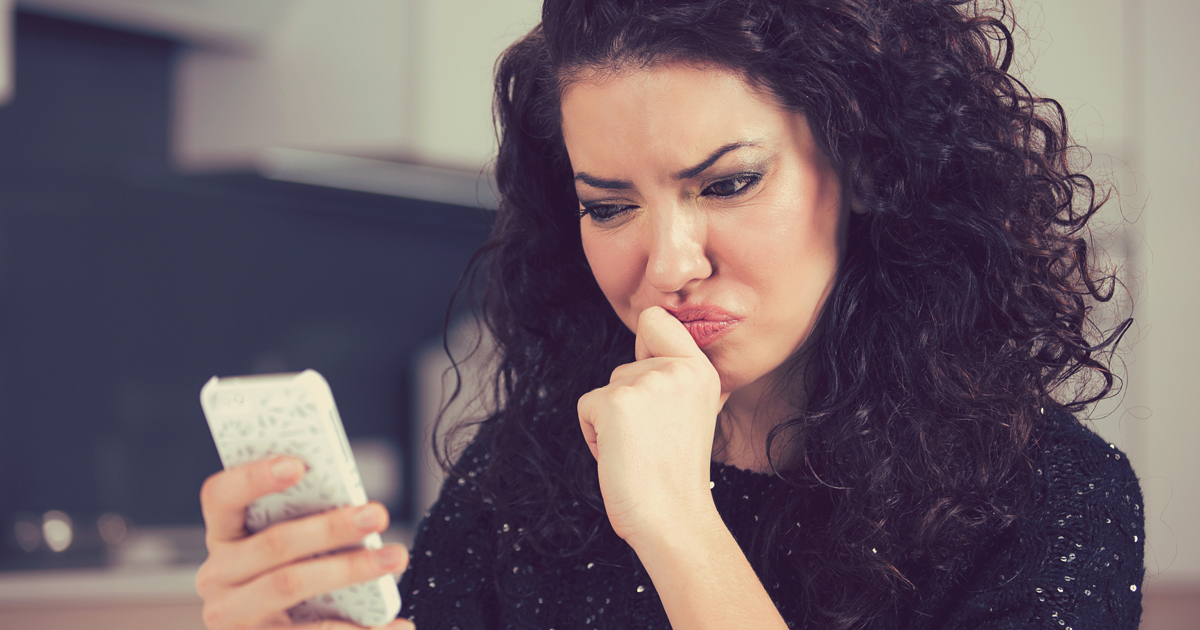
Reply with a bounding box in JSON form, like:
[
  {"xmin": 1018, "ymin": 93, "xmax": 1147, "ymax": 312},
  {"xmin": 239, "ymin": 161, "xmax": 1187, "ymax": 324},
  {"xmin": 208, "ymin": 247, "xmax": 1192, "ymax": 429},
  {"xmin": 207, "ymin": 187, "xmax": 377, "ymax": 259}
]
[{"xmin": 573, "ymin": 141, "xmax": 758, "ymax": 190}]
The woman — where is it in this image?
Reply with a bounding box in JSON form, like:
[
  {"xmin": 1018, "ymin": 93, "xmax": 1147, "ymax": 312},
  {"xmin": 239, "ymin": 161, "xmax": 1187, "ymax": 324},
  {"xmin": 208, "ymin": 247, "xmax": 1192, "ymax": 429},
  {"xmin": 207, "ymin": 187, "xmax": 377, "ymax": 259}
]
[{"xmin": 196, "ymin": 0, "xmax": 1144, "ymax": 628}]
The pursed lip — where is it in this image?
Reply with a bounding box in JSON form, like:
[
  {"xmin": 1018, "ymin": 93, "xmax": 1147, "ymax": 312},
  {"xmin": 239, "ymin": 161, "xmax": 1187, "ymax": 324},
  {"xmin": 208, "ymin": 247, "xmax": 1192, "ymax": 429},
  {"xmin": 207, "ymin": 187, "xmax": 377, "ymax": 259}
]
[{"xmin": 661, "ymin": 304, "xmax": 742, "ymax": 348}]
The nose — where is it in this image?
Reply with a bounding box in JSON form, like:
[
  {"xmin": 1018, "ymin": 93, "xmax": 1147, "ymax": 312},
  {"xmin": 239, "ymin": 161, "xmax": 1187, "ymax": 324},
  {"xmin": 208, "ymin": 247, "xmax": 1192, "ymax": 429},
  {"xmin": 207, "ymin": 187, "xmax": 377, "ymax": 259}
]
[{"xmin": 644, "ymin": 202, "xmax": 712, "ymax": 294}]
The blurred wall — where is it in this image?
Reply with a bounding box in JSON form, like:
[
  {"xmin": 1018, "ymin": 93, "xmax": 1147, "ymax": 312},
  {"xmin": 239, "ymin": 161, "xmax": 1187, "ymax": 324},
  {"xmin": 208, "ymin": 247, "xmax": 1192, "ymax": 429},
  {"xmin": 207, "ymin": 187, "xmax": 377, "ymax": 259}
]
[
  {"xmin": 1, "ymin": 0, "xmax": 12, "ymax": 105},
  {"xmin": 174, "ymin": 0, "xmax": 543, "ymax": 172},
  {"xmin": 1141, "ymin": 0, "xmax": 1200, "ymax": 586},
  {"xmin": 0, "ymin": 11, "xmax": 490, "ymax": 547},
  {"xmin": 1014, "ymin": 0, "xmax": 1199, "ymax": 586}
]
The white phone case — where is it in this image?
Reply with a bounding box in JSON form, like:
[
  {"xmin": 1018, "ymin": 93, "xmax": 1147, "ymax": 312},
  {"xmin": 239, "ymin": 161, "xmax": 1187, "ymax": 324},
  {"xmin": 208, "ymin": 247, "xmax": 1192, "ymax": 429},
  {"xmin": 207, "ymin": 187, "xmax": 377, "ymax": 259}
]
[{"xmin": 200, "ymin": 369, "xmax": 402, "ymax": 627}]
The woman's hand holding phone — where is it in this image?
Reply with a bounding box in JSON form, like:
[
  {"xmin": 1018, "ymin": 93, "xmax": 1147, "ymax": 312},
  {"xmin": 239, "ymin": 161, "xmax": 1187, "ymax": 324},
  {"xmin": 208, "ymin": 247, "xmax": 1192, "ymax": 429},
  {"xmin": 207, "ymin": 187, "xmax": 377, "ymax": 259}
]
[{"xmin": 195, "ymin": 456, "xmax": 414, "ymax": 630}]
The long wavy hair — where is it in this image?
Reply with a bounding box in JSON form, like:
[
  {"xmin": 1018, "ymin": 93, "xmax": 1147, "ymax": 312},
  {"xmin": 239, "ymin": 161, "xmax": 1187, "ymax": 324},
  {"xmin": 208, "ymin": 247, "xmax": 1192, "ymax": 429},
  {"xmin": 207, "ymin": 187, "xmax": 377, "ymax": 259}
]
[{"xmin": 435, "ymin": 0, "xmax": 1130, "ymax": 627}]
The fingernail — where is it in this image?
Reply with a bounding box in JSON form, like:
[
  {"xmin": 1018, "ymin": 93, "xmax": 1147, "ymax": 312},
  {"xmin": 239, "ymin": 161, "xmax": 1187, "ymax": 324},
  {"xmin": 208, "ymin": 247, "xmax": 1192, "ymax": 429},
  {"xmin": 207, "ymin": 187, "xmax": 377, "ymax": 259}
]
[
  {"xmin": 374, "ymin": 545, "xmax": 405, "ymax": 569},
  {"xmin": 354, "ymin": 504, "xmax": 385, "ymax": 531},
  {"xmin": 271, "ymin": 458, "xmax": 304, "ymax": 481}
]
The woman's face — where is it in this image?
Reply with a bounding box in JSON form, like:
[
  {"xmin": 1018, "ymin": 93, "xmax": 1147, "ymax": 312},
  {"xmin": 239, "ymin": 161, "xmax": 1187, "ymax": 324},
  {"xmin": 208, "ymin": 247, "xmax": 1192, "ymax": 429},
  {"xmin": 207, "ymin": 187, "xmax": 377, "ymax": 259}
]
[{"xmin": 560, "ymin": 63, "xmax": 847, "ymax": 397}]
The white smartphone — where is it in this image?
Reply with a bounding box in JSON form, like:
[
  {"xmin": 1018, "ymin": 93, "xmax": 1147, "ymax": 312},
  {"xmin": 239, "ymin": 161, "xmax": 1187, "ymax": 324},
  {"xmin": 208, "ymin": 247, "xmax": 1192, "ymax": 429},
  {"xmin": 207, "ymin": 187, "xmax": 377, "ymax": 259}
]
[{"xmin": 199, "ymin": 369, "xmax": 401, "ymax": 627}]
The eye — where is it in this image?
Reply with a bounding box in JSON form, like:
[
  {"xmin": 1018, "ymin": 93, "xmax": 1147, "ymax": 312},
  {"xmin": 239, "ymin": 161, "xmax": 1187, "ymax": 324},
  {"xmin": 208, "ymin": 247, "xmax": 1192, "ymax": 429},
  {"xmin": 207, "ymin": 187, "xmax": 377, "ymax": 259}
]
[
  {"xmin": 702, "ymin": 174, "xmax": 761, "ymax": 198},
  {"xmin": 578, "ymin": 203, "xmax": 634, "ymax": 223}
]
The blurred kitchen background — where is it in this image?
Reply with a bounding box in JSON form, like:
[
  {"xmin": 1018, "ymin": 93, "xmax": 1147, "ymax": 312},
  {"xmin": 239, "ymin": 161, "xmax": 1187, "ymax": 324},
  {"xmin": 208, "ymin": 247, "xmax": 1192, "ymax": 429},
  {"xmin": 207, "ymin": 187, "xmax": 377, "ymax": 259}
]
[{"xmin": 0, "ymin": 0, "xmax": 1195, "ymax": 628}]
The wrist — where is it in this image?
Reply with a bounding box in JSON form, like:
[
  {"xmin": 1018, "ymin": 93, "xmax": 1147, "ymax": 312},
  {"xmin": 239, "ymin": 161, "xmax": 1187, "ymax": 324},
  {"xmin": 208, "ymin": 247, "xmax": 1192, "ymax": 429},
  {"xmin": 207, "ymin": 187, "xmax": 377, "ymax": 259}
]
[{"xmin": 624, "ymin": 496, "xmax": 725, "ymax": 557}]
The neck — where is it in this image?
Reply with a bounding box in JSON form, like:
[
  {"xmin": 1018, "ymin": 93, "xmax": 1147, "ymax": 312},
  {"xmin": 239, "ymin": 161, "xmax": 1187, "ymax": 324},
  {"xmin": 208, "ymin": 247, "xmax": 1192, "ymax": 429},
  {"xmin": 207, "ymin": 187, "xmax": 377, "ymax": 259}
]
[{"xmin": 712, "ymin": 364, "xmax": 806, "ymax": 473}]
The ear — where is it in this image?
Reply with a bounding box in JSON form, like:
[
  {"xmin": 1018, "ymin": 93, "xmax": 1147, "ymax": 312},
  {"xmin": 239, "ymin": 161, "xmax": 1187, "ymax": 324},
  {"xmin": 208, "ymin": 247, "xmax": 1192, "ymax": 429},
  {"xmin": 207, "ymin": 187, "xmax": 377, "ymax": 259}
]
[{"xmin": 842, "ymin": 173, "xmax": 870, "ymax": 215}]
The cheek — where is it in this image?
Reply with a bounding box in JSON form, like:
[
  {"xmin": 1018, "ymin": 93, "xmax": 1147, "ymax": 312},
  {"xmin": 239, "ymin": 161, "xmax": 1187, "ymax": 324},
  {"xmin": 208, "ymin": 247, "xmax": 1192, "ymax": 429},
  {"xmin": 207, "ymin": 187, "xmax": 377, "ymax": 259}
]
[
  {"xmin": 730, "ymin": 198, "xmax": 840, "ymax": 287},
  {"xmin": 716, "ymin": 184, "xmax": 843, "ymax": 340},
  {"xmin": 581, "ymin": 228, "xmax": 644, "ymax": 328}
]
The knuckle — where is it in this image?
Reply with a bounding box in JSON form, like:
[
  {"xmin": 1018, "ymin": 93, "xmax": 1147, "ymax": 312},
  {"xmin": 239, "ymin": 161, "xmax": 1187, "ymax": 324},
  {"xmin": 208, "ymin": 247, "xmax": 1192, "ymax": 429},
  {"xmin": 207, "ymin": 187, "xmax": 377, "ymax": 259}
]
[
  {"xmin": 248, "ymin": 459, "xmax": 275, "ymax": 489},
  {"xmin": 355, "ymin": 547, "xmax": 383, "ymax": 577},
  {"xmin": 270, "ymin": 566, "xmax": 304, "ymax": 600},
  {"xmin": 609, "ymin": 365, "xmax": 625, "ymax": 382},
  {"xmin": 608, "ymin": 383, "xmax": 639, "ymax": 407},
  {"xmin": 199, "ymin": 473, "xmax": 222, "ymax": 509},
  {"xmin": 637, "ymin": 369, "xmax": 667, "ymax": 389},
  {"xmin": 194, "ymin": 561, "xmax": 216, "ymax": 597},
  {"xmin": 200, "ymin": 601, "xmax": 226, "ymax": 630},
  {"xmin": 258, "ymin": 526, "xmax": 291, "ymax": 561},
  {"xmin": 328, "ymin": 509, "xmax": 352, "ymax": 543}
]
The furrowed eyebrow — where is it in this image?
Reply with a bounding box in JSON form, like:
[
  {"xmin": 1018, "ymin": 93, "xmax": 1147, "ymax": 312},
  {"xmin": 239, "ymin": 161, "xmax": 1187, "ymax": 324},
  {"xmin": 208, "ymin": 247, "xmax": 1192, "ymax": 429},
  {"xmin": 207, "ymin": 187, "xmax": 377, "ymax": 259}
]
[
  {"xmin": 574, "ymin": 173, "xmax": 633, "ymax": 190},
  {"xmin": 672, "ymin": 142, "xmax": 757, "ymax": 180},
  {"xmin": 573, "ymin": 141, "xmax": 759, "ymax": 190}
]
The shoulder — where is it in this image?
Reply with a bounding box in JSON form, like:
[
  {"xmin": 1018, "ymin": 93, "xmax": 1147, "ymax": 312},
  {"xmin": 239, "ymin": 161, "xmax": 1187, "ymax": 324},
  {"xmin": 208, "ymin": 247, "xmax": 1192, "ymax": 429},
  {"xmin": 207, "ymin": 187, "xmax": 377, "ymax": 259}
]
[
  {"xmin": 398, "ymin": 426, "xmax": 501, "ymax": 622},
  {"xmin": 417, "ymin": 424, "xmax": 497, "ymax": 525},
  {"xmin": 1031, "ymin": 408, "xmax": 1142, "ymax": 521},
  {"xmin": 931, "ymin": 409, "xmax": 1145, "ymax": 629}
]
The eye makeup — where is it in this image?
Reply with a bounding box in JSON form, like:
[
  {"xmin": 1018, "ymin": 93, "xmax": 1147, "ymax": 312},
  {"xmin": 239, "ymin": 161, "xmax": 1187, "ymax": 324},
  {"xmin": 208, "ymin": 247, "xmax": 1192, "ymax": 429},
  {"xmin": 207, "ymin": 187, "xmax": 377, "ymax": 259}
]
[{"xmin": 577, "ymin": 168, "xmax": 767, "ymax": 224}]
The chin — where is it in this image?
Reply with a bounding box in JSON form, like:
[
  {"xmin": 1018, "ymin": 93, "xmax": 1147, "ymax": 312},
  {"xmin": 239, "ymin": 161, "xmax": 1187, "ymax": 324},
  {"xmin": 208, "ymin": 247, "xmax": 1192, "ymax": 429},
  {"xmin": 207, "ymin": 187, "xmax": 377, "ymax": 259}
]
[{"xmin": 708, "ymin": 357, "xmax": 754, "ymax": 396}]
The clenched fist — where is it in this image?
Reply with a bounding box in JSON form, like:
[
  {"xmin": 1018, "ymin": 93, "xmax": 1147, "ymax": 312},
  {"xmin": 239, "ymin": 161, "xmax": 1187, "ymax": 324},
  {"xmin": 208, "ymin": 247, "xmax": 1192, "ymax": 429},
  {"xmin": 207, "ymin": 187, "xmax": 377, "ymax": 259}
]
[{"xmin": 577, "ymin": 306, "xmax": 730, "ymax": 546}]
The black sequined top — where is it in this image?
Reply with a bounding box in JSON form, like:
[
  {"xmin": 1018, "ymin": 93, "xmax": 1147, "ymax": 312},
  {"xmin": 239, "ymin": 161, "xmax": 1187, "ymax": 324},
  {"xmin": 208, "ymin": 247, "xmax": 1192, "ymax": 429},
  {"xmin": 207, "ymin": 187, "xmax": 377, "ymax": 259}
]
[{"xmin": 399, "ymin": 410, "xmax": 1144, "ymax": 629}]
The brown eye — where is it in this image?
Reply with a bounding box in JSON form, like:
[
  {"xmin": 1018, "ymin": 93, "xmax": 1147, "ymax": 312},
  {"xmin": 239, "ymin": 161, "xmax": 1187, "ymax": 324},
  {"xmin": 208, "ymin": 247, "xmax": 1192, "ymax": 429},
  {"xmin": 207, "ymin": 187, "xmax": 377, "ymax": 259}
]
[
  {"xmin": 579, "ymin": 204, "xmax": 634, "ymax": 223},
  {"xmin": 703, "ymin": 174, "xmax": 761, "ymax": 197}
]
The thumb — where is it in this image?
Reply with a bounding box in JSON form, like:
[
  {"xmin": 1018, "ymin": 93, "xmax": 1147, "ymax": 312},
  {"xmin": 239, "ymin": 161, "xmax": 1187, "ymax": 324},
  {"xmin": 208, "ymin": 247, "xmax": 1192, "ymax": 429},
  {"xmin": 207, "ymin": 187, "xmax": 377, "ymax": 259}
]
[{"xmin": 634, "ymin": 306, "xmax": 704, "ymax": 362}]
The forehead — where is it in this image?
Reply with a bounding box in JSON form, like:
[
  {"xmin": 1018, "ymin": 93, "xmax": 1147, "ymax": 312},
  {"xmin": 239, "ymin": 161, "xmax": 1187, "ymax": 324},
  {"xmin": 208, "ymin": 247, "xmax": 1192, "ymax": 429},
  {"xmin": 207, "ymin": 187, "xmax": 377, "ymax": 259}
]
[{"xmin": 559, "ymin": 64, "xmax": 790, "ymax": 167}]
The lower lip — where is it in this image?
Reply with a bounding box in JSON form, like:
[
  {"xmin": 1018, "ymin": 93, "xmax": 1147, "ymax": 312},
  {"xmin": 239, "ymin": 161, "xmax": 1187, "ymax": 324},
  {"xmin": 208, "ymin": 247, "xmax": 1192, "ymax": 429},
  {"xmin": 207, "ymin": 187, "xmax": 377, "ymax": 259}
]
[{"xmin": 681, "ymin": 320, "xmax": 737, "ymax": 348}]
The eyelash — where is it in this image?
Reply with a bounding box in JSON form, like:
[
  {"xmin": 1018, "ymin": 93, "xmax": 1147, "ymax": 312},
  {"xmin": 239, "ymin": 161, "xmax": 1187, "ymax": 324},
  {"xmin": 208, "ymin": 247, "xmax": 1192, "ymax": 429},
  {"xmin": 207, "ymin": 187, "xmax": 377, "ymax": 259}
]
[{"xmin": 578, "ymin": 173, "xmax": 763, "ymax": 223}]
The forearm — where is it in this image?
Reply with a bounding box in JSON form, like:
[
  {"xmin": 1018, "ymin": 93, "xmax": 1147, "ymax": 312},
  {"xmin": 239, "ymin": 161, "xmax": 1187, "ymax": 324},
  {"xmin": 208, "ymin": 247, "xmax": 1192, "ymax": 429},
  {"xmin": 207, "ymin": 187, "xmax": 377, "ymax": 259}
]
[{"xmin": 630, "ymin": 507, "xmax": 789, "ymax": 630}]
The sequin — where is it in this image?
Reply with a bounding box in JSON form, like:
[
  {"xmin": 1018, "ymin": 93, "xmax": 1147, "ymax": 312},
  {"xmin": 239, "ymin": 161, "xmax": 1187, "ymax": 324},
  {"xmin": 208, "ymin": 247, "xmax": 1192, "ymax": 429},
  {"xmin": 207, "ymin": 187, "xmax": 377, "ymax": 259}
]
[{"xmin": 399, "ymin": 416, "xmax": 1143, "ymax": 628}]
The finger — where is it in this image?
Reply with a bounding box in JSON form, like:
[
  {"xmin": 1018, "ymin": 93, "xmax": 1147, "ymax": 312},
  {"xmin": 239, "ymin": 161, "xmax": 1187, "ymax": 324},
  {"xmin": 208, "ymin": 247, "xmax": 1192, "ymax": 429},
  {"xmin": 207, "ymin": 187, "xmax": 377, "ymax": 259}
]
[
  {"xmin": 634, "ymin": 306, "xmax": 703, "ymax": 362},
  {"xmin": 200, "ymin": 456, "xmax": 307, "ymax": 544},
  {"xmin": 228, "ymin": 616, "xmax": 413, "ymax": 630},
  {"xmin": 290, "ymin": 620, "xmax": 413, "ymax": 630},
  {"xmin": 610, "ymin": 356, "xmax": 675, "ymax": 384},
  {"xmin": 577, "ymin": 391, "xmax": 601, "ymax": 461},
  {"xmin": 217, "ymin": 502, "xmax": 391, "ymax": 585},
  {"xmin": 216, "ymin": 544, "xmax": 409, "ymax": 626}
]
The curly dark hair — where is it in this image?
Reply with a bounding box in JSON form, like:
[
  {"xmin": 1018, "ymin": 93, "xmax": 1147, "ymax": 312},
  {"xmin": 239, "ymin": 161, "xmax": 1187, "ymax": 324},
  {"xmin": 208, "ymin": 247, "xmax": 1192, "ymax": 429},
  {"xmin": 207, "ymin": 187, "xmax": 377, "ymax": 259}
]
[{"xmin": 435, "ymin": 0, "xmax": 1130, "ymax": 627}]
